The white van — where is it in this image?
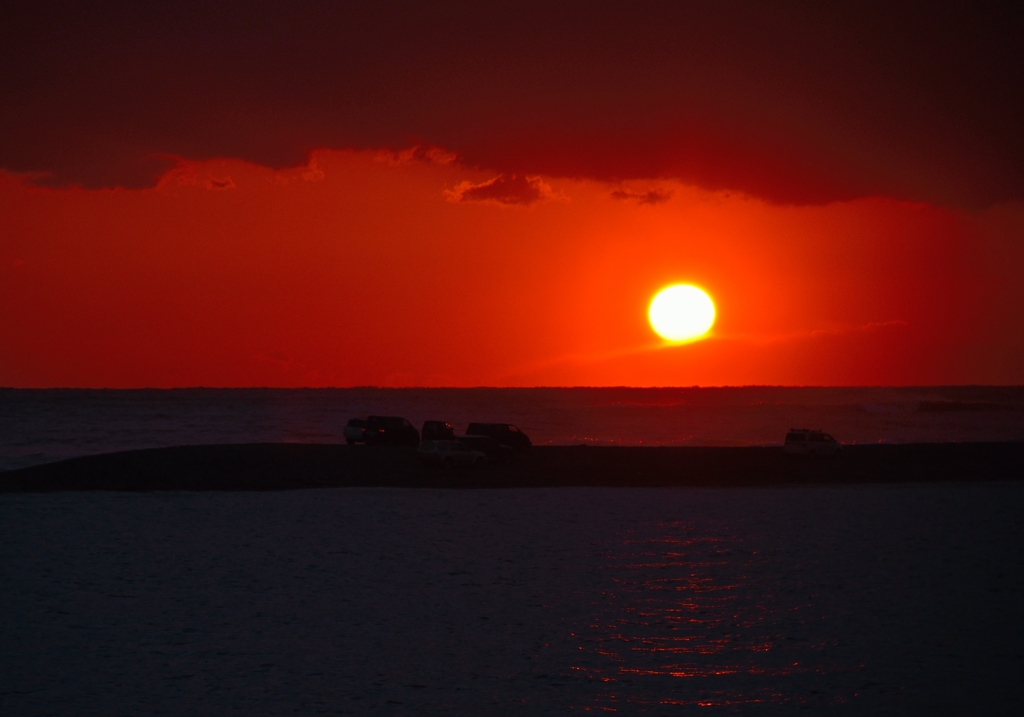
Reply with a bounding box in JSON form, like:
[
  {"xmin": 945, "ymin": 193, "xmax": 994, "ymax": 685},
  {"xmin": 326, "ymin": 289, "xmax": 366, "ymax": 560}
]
[
  {"xmin": 784, "ymin": 429, "xmax": 841, "ymax": 456},
  {"xmin": 417, "ymin": 440, "xmax": 487, "ymax": 468}
]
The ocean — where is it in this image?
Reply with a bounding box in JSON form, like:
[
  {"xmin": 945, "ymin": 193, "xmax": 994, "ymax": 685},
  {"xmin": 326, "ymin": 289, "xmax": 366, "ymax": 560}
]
[
  {"xmin": 2, "ymin": 386, "xmax": 1023, "ymax": 472},
  {"xmin": 3, "ymin": 485, "xmax": 1022, "ymax": 714}
]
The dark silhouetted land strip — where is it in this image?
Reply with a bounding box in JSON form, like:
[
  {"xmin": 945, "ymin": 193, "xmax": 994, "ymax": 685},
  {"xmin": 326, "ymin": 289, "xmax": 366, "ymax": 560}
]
[{"xmin": 1, "ymin": 443, "xmax": 1022, "ymax": 492}]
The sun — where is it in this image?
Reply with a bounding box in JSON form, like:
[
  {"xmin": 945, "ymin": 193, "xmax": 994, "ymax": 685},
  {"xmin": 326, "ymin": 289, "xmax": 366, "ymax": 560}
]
[{"xmin": 648, "ymin": 284, "xmax": 716, "ymax": 342}]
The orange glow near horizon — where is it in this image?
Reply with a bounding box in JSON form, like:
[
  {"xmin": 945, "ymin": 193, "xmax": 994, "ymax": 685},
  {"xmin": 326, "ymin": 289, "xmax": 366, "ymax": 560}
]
[{"xmin": 1, "ymin": 148, "xmax": 1023, "ymax": 388}]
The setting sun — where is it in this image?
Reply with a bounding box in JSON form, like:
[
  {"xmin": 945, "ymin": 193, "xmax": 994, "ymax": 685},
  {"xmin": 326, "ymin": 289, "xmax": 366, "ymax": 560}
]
[{"xmin": 648, "ymin": 284, "xmax": 716, "ymax": 342}]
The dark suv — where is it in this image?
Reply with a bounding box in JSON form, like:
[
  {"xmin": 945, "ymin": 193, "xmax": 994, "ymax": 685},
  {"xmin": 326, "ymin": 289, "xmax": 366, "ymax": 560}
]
[
  {"xmin": 343, "ymin": 418, "xmax": 367, "ymax": 445},
  {"xmin": 422, "ymin": 421, "xmax": 456, "ymax": 442},
  {"xmin": 465, "ymin": 423, "xmax": 532, "ymax": 452},
  {"xmin": 364, "ymin": 416, "xmax": 420, "ymax": 447},
  {"xmin": 458, "ymin": 434, "xmax": 515, "ymax": 464},
  {"xmin": 783, "ymin": 428, "xmax": 841, "ymax": 457}
]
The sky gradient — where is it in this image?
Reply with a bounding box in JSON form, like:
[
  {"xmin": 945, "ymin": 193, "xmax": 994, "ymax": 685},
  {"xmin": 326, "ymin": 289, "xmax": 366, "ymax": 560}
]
[{"xmin": 2, "ymin": 2, "xmax": 1023, "ymax": 387}]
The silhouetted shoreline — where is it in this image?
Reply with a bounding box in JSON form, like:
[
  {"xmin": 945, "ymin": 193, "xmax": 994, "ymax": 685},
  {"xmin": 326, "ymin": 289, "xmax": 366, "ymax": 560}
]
[{"xmin": 1, "ymin": 443, "xmax": 1021, "ymax": 492}]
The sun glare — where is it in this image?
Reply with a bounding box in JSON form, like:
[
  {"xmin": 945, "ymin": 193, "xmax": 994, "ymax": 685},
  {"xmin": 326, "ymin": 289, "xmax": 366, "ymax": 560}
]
[{"xmin": 648, "ymin": 284, "xmax": 716, "ymax": 342}]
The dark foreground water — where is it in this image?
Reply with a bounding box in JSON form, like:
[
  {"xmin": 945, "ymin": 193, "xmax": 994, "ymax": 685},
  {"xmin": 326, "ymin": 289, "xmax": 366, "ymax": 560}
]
[{"xmin": 2, "ymin": 484, "xmax": 1022, "ymax": 715}]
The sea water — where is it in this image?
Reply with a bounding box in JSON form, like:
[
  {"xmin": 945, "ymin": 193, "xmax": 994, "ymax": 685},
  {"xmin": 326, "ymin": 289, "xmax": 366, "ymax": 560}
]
[
  {"xmin": 2, "ymin": 485, "xmax": 1021, "ymax": 714},
  {"xmin": 2, "ymin": 386, "xmax": 1024, "ymax": 472}
]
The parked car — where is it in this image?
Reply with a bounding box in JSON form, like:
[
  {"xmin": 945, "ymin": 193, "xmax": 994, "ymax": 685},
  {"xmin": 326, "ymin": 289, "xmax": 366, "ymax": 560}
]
[
  {"xmin": 343, "ymin": 418, "xmax": 367, "ymax": 445},
  {"xmin": 422, "ymin": 420, "xmax": 456, "ymax": 442},
  {"xmin": 457, "ymin": 434, "xmax": 516, "ymax": 464},
  {"xmin": 418, "ymin": 440, "xmax": 487, "ymax": 468},
  {"xmin": 364, "ymin": 416, "xmax": 420, "ymax": 447},
  {"xmin": 783, "ymin": 429, "xmax": 841, "ymax": 457},
  {"xmin": 465, "ymin": 423, "xmax": 532, "ymax": 452}
]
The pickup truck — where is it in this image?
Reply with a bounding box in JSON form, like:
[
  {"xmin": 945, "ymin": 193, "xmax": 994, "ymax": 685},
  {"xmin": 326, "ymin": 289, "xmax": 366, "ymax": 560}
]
[{"xmin": 465, "ymin": 423, "xmax": 532, "ymax": 452}]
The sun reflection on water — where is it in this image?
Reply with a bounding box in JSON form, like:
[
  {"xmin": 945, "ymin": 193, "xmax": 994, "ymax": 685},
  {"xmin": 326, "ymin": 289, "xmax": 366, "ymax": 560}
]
[{"xmin": 570, "ymin": 521, "xmax": 850, "ymax": 709}]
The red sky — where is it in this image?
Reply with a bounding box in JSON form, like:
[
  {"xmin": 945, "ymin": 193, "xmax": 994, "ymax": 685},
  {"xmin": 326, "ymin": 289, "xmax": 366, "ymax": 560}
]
[{"xmin": 2, "ymin": 2, "xmax": 1023, "ymax": 387}]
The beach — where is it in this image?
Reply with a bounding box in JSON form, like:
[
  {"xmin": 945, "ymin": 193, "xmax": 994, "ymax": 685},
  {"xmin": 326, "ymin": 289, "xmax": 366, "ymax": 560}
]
[
  {"xmin": 5, "ymin": 386, "xmax": 1024, "ymax": 473},
  {"xmin": 2, "ymin": 442, "xmax": 1022, "ymax": 493}
]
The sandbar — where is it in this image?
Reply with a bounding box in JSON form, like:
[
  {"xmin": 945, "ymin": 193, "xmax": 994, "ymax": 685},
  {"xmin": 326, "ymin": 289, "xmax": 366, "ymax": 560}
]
[{"xmin": 1, "ymin": 442, "xmax": 1021, "ymax": 492}]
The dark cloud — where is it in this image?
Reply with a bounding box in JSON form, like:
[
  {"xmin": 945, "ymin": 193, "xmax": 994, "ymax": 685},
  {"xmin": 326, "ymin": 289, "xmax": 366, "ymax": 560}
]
[
  {"xmin": 610, "ymin": 189, "xmax": 673, "ymax": 205},
  {"xmin": 446, "ymin": 175, "xmax": 552, "ymax": 205},
  {"xmin": 206, "ymin": 177, "xmax": 234, "ymax": 190},
  {"xmin": 2, "ymin": 1, "xmax": 1022, "ymax": 207}
]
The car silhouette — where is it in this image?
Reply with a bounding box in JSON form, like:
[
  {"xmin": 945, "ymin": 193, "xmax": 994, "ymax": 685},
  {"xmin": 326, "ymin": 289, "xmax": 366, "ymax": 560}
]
[
  {"xmin": 783, "ymin": 428, "xmax": 841, "ymax": 457},
  {"xmin": 422, "ymin": 420, "xmax": 456, "ymax": 442},
  {"xmin": 418, "ymin": 440, "xmax": 487, "ymax": 468},
  {"xmin": 465, "ymin": 423, "xmax": 532, "ymax": 452},
  {"xmin": 343, "ymin": 418, "xmax": 367, "ymax": 445},
  {"xmin": 456, "ymin": 434, "xmax": 516, "ymax": 464},
  {"xmin": 363, "ymin": 416, "xmax": 420, "ymax": 447}
]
